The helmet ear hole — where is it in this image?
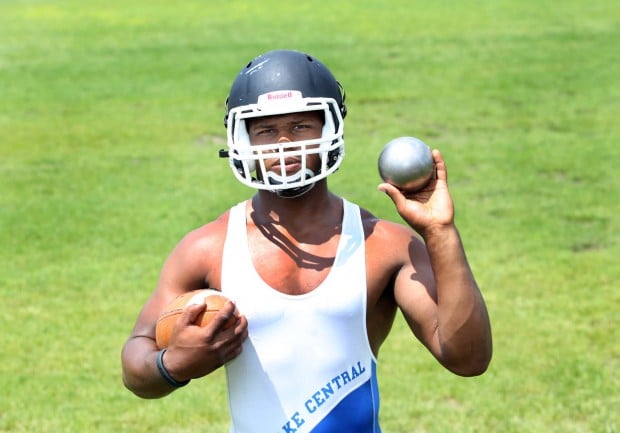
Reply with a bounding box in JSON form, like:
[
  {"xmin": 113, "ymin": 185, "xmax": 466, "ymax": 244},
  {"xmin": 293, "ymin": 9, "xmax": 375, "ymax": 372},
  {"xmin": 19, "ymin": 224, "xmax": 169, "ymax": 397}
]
[
  {"xmin": 327, "ymin": 149, "xmax": 341, "ymax": 168},
  {"xmin": 231, "ymin": 151, "xmax": 256, "ymax": 174}
]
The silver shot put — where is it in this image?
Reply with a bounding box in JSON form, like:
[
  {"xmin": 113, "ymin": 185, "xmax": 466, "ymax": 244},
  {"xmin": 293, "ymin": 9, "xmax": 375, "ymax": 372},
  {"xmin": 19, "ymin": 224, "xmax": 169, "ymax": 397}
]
[{"xmin": 378, "ymin": 136, "xmax": 434, "ymax": 192}]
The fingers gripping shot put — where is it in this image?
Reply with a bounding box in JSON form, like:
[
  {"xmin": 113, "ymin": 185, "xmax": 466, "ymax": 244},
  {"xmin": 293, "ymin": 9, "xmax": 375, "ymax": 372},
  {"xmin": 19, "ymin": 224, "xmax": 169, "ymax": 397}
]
[{"xmin": 121, "ymin": 49, "xmax": 492, "ymax": 432}]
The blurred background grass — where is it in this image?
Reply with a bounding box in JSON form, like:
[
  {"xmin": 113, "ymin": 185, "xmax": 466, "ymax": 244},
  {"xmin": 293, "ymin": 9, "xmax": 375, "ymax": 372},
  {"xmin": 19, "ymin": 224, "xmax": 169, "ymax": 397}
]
[{"xmin": 1, "ymin": 1, "xmax": 618, "ymax": 432}]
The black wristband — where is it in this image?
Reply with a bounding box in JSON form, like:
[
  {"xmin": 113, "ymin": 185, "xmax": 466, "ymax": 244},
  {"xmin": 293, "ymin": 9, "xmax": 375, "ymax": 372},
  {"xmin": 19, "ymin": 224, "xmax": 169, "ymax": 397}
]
[{"xmin": 156, "ymin": 348, "xmax": 190, "ymax": 388}]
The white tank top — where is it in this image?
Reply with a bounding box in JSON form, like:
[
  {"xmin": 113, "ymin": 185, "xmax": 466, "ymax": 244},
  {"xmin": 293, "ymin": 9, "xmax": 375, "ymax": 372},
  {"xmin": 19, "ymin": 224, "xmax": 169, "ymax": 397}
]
[{"xmin": 221, "ymin": 198, "xmax": 380, "ymax": 433}]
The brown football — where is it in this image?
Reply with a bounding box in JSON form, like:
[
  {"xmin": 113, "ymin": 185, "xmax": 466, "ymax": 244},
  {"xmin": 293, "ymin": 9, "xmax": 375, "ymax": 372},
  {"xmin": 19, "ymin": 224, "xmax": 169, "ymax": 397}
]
[{"xmin": 155, "ymin": 289, "xmax": 235, "ymax": 349}]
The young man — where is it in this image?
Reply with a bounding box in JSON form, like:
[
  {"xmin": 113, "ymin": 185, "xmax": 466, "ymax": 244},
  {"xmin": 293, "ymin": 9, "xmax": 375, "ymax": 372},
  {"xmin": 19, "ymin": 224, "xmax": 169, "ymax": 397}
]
[{"xmin": 121, "ymin": 49, "xmax": 492, "ymax": 432}]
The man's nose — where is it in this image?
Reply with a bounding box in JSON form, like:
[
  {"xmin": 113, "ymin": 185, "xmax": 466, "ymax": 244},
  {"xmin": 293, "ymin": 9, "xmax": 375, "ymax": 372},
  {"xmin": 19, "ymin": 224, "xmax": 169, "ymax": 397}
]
[{"xmin": 277, "ymin": 134, "xmax": 293, "ymax": 143}]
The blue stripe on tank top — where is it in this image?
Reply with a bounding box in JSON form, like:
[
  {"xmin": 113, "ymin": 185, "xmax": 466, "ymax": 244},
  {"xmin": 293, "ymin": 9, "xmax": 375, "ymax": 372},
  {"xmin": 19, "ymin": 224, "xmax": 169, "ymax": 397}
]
[{"xmin": 310, "ymin": 364, "xmax": 381, "ymax": 433}]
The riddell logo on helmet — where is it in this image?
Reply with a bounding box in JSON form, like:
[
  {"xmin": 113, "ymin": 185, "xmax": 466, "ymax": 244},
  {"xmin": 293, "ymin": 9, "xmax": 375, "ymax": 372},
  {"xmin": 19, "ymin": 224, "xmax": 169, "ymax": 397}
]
[
  {"xmin": 268, "ymin": 91, "xmax": 293, "ymax": 100},
  {"xmin": 258, "ymin": 90, "xmax": 303, "ymax": 105}
]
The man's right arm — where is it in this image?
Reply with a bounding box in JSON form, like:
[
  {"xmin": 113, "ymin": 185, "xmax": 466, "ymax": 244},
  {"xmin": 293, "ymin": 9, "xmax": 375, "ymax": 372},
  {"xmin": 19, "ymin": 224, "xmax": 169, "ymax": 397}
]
[{"xmin": 120, "ymin": 218, "xmax": 248, "ymax": 398}]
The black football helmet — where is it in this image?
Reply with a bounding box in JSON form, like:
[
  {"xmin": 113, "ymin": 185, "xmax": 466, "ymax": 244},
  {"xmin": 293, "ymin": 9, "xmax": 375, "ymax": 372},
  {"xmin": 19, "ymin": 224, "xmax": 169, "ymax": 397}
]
[{"xmin": 222, "ymin": 50, "xmax": 347, "ymax": 197}]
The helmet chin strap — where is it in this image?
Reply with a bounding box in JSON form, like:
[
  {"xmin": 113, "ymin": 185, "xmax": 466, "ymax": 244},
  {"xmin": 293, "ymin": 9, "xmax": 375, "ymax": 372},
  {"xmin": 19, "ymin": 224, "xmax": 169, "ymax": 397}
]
[{"xmin": 266, "ymin": 169, "xmax": 316, "ymax": 199}]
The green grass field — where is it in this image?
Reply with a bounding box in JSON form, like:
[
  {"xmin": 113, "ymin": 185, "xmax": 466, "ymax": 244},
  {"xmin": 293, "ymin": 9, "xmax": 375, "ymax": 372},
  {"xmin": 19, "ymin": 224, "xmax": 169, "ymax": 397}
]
[{"xmin": 1, "ymin": 1, "xmax": 619, "ymax": 432}]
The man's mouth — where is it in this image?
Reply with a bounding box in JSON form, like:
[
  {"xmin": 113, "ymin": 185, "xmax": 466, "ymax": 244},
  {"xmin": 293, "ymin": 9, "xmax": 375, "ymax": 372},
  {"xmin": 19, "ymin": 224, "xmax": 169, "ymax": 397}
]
[{"xmin": 271, "ymin": 158, "xmax": 302, "ymax": 173}]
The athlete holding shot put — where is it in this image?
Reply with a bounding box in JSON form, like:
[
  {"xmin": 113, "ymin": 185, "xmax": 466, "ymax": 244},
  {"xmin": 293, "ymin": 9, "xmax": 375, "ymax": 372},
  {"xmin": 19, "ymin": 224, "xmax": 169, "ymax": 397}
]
[{"xmin": 121, "ymin": 49, "xmax": 492, "ymax": 433}]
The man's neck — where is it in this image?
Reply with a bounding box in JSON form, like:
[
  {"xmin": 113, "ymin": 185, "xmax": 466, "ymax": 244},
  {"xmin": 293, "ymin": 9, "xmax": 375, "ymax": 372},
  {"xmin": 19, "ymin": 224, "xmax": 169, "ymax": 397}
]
[{"xmin": 249, "ymin": 181, "xmax": 342, "ymax": 237}]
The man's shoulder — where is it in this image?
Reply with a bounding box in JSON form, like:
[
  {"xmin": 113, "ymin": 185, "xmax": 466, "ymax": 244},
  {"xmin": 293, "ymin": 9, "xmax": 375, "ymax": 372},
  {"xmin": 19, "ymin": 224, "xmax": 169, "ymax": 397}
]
[
  {"xmin": 357, "ymin": 207, "xmax": 420, "ymax": 246},
  {"xmin": 177, "ymin": 207, "xmax": 235, "ymax": 250}
]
